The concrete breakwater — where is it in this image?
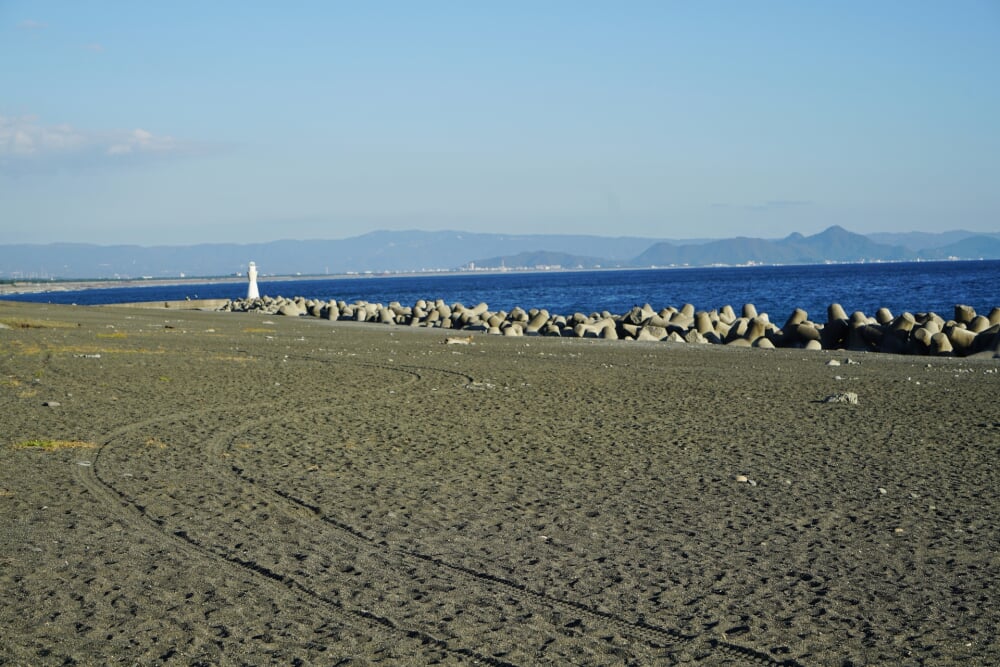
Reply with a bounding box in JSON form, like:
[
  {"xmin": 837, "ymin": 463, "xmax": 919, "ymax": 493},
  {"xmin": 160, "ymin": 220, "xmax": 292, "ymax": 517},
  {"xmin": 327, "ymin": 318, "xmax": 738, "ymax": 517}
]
[{"xmin": 221, "ymin": 295, "xmax": 1000, "ymax": 358}]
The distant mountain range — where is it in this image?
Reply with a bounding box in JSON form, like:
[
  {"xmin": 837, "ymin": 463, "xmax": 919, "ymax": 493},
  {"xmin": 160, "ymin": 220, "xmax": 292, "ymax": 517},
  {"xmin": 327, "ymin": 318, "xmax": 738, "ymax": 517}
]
[{"xmin": 2, "ymin": 226, "xmax": 999, "ymax": 281}]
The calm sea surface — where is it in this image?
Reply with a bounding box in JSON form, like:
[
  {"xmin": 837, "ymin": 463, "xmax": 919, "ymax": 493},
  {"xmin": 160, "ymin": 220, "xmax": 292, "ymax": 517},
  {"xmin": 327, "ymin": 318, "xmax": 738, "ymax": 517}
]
[{"xmin": 7, "ymin": 261, "xmax": 999, "ymax": 322}]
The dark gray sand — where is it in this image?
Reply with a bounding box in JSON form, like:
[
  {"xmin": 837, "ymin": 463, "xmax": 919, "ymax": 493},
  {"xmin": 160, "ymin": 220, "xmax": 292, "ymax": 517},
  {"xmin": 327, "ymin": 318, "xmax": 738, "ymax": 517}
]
[{"xmin": 1, "ymin": 300, "xmax": 998, "ymax": 665}]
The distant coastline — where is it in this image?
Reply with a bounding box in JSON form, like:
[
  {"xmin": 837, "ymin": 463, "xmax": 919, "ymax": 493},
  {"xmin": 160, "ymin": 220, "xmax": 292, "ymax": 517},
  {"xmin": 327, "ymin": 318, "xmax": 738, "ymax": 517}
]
[{"xmin": 1, "ymin": 257, "xmax": 991, "ymax": 298}]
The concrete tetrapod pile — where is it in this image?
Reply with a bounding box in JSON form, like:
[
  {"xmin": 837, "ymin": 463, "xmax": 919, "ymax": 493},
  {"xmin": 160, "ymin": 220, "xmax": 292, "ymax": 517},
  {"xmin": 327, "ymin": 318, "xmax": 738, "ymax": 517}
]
[{"xmin": 222, "ymin": 296, "xmax": 1000, "ymax": 358}]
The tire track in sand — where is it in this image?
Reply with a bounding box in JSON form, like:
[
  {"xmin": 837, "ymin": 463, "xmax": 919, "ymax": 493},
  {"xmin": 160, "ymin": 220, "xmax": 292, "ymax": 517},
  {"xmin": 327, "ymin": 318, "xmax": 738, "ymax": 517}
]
[
  {"xmin": 73, "ymin": 403, "xmax": 518, "ymax": 666},
  {"xmin": 218, "ymin": 360, "xmax": 803, "ymax": 666},
  {"xmin": 76, "ymin": 357, "xmax": 802, "ymax": 666}
]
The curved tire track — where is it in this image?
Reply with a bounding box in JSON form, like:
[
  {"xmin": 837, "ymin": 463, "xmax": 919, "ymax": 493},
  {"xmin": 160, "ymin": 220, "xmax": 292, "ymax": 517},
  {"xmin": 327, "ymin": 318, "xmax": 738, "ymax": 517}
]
[
  {"xmin": 76, "ymin": 356, "xmax": 802, "ymax": 666},
  {"xmin": 74, "ymin": 405, "xmax": 519, "ymax": 666},
  {"xmin": 221, "ymin": 361, "xmax": 803, "ymax": 666}
]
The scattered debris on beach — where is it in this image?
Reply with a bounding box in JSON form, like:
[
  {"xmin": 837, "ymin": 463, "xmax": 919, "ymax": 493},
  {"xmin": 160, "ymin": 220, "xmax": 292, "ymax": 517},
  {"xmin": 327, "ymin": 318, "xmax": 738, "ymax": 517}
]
[{"xmin": 444, "ymin": 335, "xmax": 474, "ymax": 345}]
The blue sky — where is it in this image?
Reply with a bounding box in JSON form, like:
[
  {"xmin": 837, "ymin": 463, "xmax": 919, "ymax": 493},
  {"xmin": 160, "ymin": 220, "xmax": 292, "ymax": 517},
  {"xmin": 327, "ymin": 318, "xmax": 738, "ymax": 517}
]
[{"xmin": 2, "ymin": 1, "xmax": 998, "ymax": 245}]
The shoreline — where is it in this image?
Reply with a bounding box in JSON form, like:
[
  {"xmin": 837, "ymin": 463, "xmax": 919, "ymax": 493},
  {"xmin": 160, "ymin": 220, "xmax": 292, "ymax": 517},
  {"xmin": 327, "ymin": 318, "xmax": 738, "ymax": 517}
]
[
  {"xmin": 3, "ymin": 292, "xmax": 998, "ymax": 358},
  {"xmin": 5, "ymin": 261, "xmax": 997, "ymax": 358},
  {"xmin": 223, "ymin": 294, "xmax": 1000, "ymax": 358}
]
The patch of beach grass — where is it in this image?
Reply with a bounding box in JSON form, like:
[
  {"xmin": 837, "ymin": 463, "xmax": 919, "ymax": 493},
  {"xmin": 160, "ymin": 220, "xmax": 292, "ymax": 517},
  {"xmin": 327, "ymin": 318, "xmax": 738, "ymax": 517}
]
[
  {"xmin": 0, "ymin": 340, "xmax": 166, "ymax": 357},
  {"xmin": 0, "ymin": 340, "xmax": 44, "ymax": 355},
  {"xmin": 1, "ymin": 371, "xmax": 42, "ymax": 395},
  {"xmin": 210, "ymin": 354, "xmax": 256, "ymax": 363},
  {"xmin": 0, "ymin": 317, "xmax": 79, "ymax": 329},
  {"xmin": 243, "ymin": 327, "xmax": 274, "ymax": 333},
  {"xmin": 13, "ymin": 439, "xmax": 97, "ymax": 451},
  {"xmin": 96, "ymin": 332, "xmax": 127, "ymax": 339}
]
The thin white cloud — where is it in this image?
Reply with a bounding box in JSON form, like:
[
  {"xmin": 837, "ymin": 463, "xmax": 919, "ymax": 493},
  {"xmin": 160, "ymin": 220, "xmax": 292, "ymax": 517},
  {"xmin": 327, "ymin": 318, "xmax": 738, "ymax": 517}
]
[
  {"xmin": 83, "ymin": 42, "xmax": 104, "ymax": 53},
  {"xmin": 0, "ymin": 116, "xmax": 87, "ymax": 156},
  {"xmin": 0, "ymin": 115, "xmax": 191, "ymax": 167},
  {"xmin": 106, "ymin": 128, "xmax": 179, "ymax": 156},
  {"xmin": 17, "ymin": 19, "xmax": 47, "ymax": 30}
]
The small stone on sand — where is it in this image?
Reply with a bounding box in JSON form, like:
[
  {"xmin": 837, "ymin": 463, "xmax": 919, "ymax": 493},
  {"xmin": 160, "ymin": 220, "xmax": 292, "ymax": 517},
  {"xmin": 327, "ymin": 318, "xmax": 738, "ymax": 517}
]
[{"xmin": 822, "ymin": 392, "xmax": 858, "ymax": 404}]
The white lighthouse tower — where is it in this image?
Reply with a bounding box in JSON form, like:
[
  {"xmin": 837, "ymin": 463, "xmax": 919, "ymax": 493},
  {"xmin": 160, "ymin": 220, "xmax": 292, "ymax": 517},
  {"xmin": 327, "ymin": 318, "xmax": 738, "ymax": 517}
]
[{"xmin": 247, "ymin": 261, "xmax": 260, "ymax": 299}]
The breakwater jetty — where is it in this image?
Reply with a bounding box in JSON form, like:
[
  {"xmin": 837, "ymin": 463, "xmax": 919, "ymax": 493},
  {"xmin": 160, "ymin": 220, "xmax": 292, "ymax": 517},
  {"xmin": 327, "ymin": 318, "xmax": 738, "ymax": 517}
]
[{"xmin": 222, "ymin": 295, "xmax": 1000, "ymax": 358}]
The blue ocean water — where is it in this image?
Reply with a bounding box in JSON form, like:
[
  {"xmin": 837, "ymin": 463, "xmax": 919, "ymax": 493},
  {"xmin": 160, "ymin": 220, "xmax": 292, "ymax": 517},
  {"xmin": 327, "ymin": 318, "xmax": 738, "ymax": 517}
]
[{"xmin": 6, "ymin": 260, "xmax": 999, "ymax": 323}]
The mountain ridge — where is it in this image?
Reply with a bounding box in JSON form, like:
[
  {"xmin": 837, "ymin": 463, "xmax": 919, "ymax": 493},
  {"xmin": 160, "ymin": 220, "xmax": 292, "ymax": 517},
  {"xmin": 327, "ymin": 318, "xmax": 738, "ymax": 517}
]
[{"xmin": 2, "ymin": 227, "xmax": 998, "ymax": 280}]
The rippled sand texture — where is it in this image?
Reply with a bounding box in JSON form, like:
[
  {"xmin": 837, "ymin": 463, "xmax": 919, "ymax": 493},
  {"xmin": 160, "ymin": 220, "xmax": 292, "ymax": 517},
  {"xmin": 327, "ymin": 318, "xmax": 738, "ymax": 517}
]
[{"xmin": 1, "ymin": 301, "xmax": 998, "ymax": 665}]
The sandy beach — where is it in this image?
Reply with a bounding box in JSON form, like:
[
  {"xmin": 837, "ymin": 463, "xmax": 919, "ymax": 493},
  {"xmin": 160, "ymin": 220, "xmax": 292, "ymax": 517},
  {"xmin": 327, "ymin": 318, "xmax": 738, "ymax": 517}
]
[{"xmin": 1, "ymin": 299, "xmax": 997, "ymax": 665}]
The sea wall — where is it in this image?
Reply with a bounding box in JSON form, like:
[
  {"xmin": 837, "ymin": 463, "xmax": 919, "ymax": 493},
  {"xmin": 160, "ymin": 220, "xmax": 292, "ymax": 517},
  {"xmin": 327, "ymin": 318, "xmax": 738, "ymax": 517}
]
[
  {"xmin": 114, "ymin": 299, "xmax": 232, "ymax": 310},
  {"xmin": 221, "ymin": 295, "xmax": 1000, "ymax": 358}
]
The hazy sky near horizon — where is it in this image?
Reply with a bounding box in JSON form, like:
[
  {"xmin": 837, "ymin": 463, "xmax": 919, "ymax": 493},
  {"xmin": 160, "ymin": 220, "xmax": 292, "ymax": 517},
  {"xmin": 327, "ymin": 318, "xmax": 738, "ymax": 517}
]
[{"xmin": 2, "ymin": 1, "xmax": 998, "ymax": 245}]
